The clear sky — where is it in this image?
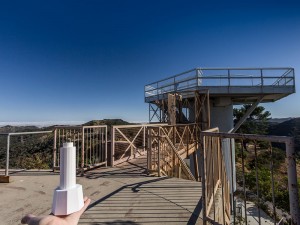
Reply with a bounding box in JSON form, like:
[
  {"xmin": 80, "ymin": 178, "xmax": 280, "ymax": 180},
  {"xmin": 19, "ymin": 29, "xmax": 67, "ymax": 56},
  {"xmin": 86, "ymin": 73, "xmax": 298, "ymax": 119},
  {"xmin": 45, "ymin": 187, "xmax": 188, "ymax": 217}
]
[{"xmin": 0, "ymin": 0, "xmax": 299, "ymax": 124}]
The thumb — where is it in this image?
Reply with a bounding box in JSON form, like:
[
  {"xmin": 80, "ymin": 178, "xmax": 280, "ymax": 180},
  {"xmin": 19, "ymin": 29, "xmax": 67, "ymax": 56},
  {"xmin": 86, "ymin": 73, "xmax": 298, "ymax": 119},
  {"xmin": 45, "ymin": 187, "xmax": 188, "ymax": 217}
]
[
  {"xmin": 21, "ymin": 214, "xmax": 36, "ymax": 224},
  {"xmin": 21, "ymin": 214, "xmax": 42, "ymax": 225}
]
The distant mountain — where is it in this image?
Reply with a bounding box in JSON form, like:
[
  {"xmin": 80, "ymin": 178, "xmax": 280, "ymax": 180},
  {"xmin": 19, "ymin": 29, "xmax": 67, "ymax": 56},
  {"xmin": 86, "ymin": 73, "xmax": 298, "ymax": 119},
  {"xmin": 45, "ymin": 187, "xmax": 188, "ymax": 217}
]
[
  {"xmin": 0, "ymin": 125, "xmax": 41, "ymax": 133},
  {"xmin": 0, "ymin": 118, "xmax": 134, "ymax": 169},
  {"xmin": 267, "ymin": 117, "xmax": 295, "ymax": 125},
  {"xmin": 268, "ymin": 117, "xmax": 300, "ymax": 156},
  {"xmin": 0, "ymin": 119, "xmax": 133, "ymax": 134},
  {"xmin": 0, "ymin": 121, "xmax": 85, "ymax": 128},
  {"xmin": 83, "ymin": 119, "xmax": 132, "ymax": 127}
]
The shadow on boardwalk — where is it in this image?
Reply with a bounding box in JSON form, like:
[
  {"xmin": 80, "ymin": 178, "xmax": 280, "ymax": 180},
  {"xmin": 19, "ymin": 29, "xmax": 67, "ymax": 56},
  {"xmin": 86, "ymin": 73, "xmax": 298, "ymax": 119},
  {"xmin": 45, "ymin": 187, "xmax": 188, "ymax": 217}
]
[{"xmin": 80, "ymin": 156, "xmax": 203, "ymax": 225}]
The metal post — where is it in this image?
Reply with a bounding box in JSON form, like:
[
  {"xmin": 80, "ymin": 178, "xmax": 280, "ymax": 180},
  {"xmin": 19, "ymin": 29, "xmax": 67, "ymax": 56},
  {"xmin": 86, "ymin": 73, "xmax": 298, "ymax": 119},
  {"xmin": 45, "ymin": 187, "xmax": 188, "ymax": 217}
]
[
  {"xmin": 148, "ymin": 103, "xmax": 151, "ymax": 123},
  {"xmin": 53, "ymin": 129, "xmax": 57, "ymax": 171},
  {"xmin": 285, "ymin": 138, "xmax": 300, "ymax": 225},
  {"xmin": 254, "ymin": 142, "xmax": 261, "ymax": 225},
  {"xmin": 269, "ymin": 144, "xmax": 276, "ymax": 225},
  {"xmin": 105, "ymin": 126, "xmax": 107, "ymax": 167},
  {"xmin": 229, "ymin": 138, "xmax": 236, "ymax": 225},
  {"xmin": 160, "ymin": 102, "xmax": 162, "ymax": 123},
  {"xmin": 228, "ymin": 69, "xmax": 231, "ymax": 87},
  {"xmin": 81, "ymin": 127, "xmax": 85, "ymax": 175},
  {"xmin": 241, "ymin": 140, "xmax": 248, "ymax": 225},
  {"xmin": 260, "ymin": 69, "xmax": 264, "ymax": 86},
  {"xmin": 5, "ymin": 135, "xmax": 10, "ymax": 177},
  {"xmin": 143, "ymin": 126, "xmax": 146, "ymax": 152}
]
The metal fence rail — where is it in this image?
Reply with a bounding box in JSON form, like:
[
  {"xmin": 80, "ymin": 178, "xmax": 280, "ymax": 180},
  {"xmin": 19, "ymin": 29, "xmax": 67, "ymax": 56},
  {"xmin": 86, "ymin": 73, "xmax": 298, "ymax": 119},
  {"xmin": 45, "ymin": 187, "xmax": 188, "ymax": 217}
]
[
  {"xmin": 0, "ymin": 125, "xmax": 108, "ymax": 176},
  {"xmin": 200, "ymin": 131, "xmax": 300, "ymax": 225},
  {"xmin": 0, "ymin": 131, "xmax": 53, "ymax": 176},
  {"xmin": 54, "ymin": 125, "xmax": 107, "ymax": 171}
]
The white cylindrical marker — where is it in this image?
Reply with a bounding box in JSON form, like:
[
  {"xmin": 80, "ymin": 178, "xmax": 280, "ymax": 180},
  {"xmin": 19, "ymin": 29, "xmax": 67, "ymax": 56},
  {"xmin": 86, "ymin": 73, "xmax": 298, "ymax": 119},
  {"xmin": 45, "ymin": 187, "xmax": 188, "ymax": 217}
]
[
  {"xmin": 52, "ymin": 142, "xmax": 84, "ymax": 215},
  {"xmin": 60, "ymin": 142, "xmax": 76, "ymax": 189}
]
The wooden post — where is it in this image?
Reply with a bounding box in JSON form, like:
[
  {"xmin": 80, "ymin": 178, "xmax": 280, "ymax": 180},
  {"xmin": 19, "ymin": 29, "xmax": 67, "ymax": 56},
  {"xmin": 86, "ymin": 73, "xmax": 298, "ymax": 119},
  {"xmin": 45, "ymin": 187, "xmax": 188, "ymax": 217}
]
[
  {"xmin": 201, "ymin": 135, "xmax": 207, "ymax": 225},
  {"xmin": 110, "ymin": 126, "xmax": 115, "ymax": 167},
  {"xmin": 186, "ymin": 127, "xmax": 189, "ymax": 157},
  {"xmin": 147, "ymin": 128, "xmax": 151, "ymax": 173},
  {"xmin": 193, "ymin": 151, "xmax": 199, "ymax": 181},
  {"xmin": 206, "ymin": 90, "xmax": 210, "ymax": 129},
  {"xmin": 178, "ymin": 164, "xmax": 181, "ymax": 178},
  {"xmin": 168, "ymin": 94, "xmax": 176, "ymax": 125},
  {"xmin": 158, "ymin": 128, "xmax": 161, "ymax": 177},
  {"xmin": 173, "ymin": 126, "xmax": 176, "ymax": 175}
]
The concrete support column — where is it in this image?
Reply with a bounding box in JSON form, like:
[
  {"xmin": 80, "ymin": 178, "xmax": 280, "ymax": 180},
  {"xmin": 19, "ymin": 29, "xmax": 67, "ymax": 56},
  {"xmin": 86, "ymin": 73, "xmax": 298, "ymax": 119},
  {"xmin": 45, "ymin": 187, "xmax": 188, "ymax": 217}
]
[
  {"xmin": 210, "ymin": 97, "xmax": 236, "ymax": 193},
  {"xmin": 210, "ymin": 97, "xmax": 233, "ymax": 132}
]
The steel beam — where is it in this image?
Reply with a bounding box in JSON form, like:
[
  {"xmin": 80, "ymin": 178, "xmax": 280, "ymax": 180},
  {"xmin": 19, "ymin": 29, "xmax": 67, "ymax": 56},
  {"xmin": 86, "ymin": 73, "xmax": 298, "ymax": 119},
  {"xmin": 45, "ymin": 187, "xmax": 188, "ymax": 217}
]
[{"xmin": 231, "ymin": 95, "xmax": 264, "ymax": 133}]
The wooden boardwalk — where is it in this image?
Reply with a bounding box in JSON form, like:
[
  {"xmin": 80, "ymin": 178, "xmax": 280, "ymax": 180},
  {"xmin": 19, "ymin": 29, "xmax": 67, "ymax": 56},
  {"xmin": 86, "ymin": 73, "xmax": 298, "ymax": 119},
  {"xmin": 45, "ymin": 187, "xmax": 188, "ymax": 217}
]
[
  {"xmin": 79, "ymin": 155, "xmax": 203, "ymax": 225},
  {"xmin": 0, "ymin": 155, "xmax": 203, "ymax": 225}
]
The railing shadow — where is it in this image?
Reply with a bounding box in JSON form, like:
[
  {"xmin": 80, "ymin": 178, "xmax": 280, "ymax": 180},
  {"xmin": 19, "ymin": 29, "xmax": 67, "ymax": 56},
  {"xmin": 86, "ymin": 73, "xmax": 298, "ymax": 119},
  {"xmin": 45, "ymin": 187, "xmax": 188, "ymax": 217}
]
[
  {"xmin": 85, "ymin": 158, "xmax": 148, "ymax": 179},
  {"xmin": 80, "ymin": 221, "xmax": 142, "ymax": 225},
  {"xmin": 87, "ymin": 177, "xmax": 169, "ymax": 210},
  {"xmin": 82, "ymin": 160, "xmax": 203, "ymax": 224},
  {"xmin": 0, "ymin": 169, "xmax": 59, "ymax": 176}
]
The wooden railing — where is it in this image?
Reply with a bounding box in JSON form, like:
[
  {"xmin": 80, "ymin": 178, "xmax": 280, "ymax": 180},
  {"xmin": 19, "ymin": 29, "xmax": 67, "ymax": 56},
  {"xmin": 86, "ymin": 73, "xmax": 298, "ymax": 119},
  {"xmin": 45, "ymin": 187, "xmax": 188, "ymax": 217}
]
[
  {"xmin": 110, "ymin": 124, "xmax": 164, "ymax": 166},
  {"xmin": 147, "ymin": 123, "xmax": 200, "ymax": 180},
  {"xmin": 201, "ymin": 128, "xmax": 231, "ymax": 225}
]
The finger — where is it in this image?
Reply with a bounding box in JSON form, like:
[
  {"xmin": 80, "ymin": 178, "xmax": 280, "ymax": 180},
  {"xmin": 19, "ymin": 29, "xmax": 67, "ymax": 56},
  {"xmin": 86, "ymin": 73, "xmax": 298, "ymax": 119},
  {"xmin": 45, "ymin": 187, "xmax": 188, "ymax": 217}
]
[
  {"xmin": 65, "ymin": 197, "xmax": 91, "ymax": 223},
  {"xmin": 21, "ymin": 214, "xmax": 35, "ymax": 224},
  {"xmin": 74, "ymin": 197, "xmax": 91, "ymax": 217},
  {"xmin": 81, "ymin": 197, "xmax": 91, "ymax": 213},
  {"xmin": 21, "ymin": 214, "xmax": 42, "ymax": 225}
]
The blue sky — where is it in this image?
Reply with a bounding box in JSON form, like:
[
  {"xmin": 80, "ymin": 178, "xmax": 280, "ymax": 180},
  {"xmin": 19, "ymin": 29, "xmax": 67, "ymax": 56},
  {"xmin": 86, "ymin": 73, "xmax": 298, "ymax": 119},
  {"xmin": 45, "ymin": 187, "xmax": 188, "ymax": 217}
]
[{"xmin": 0, "ymin": 0, "xmax": 300, "ymax": 124}]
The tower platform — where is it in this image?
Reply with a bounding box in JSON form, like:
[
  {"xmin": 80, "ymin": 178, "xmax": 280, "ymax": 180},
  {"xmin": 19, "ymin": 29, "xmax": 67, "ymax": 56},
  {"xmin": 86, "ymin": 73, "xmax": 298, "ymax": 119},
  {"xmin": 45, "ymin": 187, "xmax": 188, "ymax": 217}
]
[{"xmin": 145, "ymin": 67, "xmax": 295, "ymax": 104}]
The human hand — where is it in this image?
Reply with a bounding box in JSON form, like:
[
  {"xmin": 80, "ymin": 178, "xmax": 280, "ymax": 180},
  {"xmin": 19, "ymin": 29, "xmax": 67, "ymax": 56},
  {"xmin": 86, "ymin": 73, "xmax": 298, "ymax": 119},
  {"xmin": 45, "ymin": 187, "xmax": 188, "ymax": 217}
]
[{"xmin": 21, "ymin": 197, "xmax": 91, "ymax": 225}]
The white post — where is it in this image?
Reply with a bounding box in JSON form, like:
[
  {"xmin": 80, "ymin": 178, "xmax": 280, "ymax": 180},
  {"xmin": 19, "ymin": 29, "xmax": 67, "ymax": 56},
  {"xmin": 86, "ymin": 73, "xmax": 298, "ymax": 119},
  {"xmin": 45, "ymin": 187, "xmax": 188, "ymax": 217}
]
[
  {"xmin": 59, "ymin": 143, "xmax": 76, "ymax": 190},
  {"xmin": 52, "ymin": 142, "xmax": 84, "ymax": 215}
]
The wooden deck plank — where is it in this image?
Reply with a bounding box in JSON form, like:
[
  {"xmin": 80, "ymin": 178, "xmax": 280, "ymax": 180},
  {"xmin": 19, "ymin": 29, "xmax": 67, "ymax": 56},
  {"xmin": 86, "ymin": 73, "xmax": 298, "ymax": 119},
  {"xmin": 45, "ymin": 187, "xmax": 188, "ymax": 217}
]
[{"xmin": 0, "ymin": 155, "xmax": 203, "ymax": 225}]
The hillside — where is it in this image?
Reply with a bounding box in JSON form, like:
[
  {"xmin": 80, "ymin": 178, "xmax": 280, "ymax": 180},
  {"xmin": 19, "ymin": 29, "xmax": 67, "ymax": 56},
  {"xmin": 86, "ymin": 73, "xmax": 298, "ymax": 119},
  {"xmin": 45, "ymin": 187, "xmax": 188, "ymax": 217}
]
[
  {"xmin": 268, "ymin": 117, "xmax": 300, "ymax": 156},
  {"xmin": 0, "ymin": 119, "xmax": 133, "ymax": 170},
  {"xmin": 83, "ymin": 119, "xmax": 132, "ymax": 127},
  {"xmin": 0, "ymin": 125, "xmax": 41, "ymax": 133},
  {"xmin": 268, "ymin": 117, "xmax": 295, "ymax": 125}
]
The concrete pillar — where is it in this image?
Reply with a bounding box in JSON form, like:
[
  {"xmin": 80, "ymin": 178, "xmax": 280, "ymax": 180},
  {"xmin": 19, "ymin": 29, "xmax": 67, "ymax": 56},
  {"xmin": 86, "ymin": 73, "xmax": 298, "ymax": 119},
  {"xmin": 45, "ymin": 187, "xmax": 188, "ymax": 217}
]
[
  {"xmin": 210, "ymin": 97, "xmax": 233, "ymax": 132},
  {"xmin": 210, "ymin": 97, "xmax": 236, "ymax": 193}
]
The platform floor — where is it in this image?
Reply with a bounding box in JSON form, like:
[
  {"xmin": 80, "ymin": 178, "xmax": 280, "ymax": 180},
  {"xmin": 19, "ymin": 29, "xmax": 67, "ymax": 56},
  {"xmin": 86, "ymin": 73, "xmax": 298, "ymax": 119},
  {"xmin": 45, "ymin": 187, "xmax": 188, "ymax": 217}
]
[{"xmin": 0, "ymin": 156, "xmax": 203, "ymax": 225}]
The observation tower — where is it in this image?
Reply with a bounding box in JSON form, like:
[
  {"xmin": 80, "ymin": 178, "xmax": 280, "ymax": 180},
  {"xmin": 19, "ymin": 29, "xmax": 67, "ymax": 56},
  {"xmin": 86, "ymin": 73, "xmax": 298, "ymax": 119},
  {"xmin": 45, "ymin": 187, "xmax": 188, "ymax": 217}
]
[
  {"xmin": 145, "ymin": 67, "xmax": 295, "ymax": 132},
  {"xmin": 144, "ymin": 67, "xmax": 296, "ymax": 192}
]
